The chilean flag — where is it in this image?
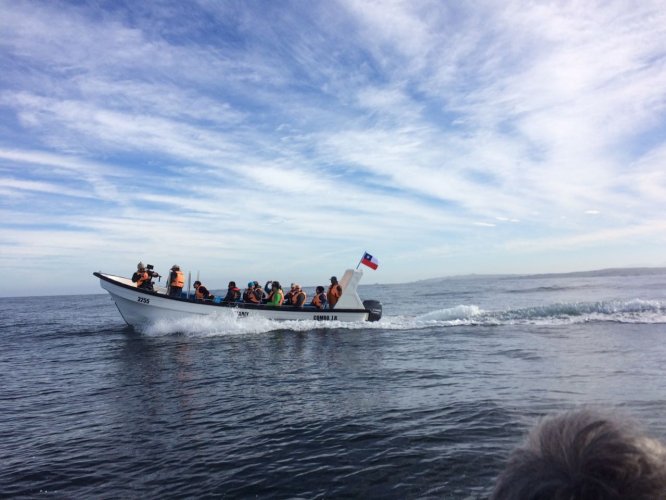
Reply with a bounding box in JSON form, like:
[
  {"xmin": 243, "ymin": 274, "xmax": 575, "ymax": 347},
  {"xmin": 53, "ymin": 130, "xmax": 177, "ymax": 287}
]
[{"xmin": 361, "ymin": 252, "xmax": 379, "ymax": 270}]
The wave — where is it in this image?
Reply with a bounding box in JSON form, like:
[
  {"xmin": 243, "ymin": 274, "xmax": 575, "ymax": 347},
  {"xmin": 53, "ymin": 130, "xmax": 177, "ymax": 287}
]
[
  {"xmin": 413, "ymin": 299, "xmax": 666, "ymax": 327},
  {"xmin": 139, "ymin": 299, "xmax": 666, "ymax": 336}
]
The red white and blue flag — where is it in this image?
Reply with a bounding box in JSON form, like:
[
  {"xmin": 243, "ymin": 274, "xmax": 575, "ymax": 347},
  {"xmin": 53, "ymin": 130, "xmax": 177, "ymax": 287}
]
[{"xmin": 360, "ymin": 252, "xmax": 379, "ymax": 270}]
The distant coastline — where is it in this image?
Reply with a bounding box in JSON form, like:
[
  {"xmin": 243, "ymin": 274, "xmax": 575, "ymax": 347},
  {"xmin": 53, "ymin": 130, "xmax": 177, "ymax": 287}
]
[
  {"xmin": 412, "ymin": 266, "xmax": 666, "ymax": 285},
  {"xmin": 2, "ymin": 266, "xmax": 665, "ymax": 299}
]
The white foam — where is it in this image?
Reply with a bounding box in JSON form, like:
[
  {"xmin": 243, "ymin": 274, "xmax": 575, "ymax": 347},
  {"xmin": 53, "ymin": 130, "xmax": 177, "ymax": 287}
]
[
  {"xmin": 418, "ymin": 305, "xmax": 484, "ymax": 322},
  {"xmin": 143, "ymin": 309, "xmax": 277, "ymax": 336},
  {"xmin": 141, "ymin": 309, "xmax": 391, "ymax": 336},
  {"xmin": 138, "ymin": 299, "xmax": 666, "ymax": 336}
]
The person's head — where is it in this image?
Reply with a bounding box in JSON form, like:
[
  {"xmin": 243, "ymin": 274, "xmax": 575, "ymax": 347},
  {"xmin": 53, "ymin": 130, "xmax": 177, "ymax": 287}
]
[
  {"xmin": 171, "ymin": 264, "xmax": 179, "ymax": 271},
  {"xmin": 247, "ymin": 281, "xmax": 254, "ymax": 288},
  {"xmin": 330, "ymin": 276, "xmax": 338, "ymax": 284},
  {"xmin": 137, "ymin": 261, "xmax": 145, "ymax": 270},
  {"xmin": 229, "ymin": 281, "xmax": 236, "ymax": 288},
  {"xmin": 316, "ymin": 286, "xmax": 324, "ymax": 294},
  {"xmin": 193, "ymin": 280, "xmax": 201, "ymax": 288},
  {"xmin": 293, "ymin": 284, "xmax": 301, "ymax": 290},
  {"xmin": 272, "ymin": 281, "xmax": 281, "ymax": 289},
  {"xmin": 253, "ymin": 281, "xmax": 259, "ymax": 287},
  {"xmin": 491, "ymin": 408, "xmax": 666, "ymax": 500}
]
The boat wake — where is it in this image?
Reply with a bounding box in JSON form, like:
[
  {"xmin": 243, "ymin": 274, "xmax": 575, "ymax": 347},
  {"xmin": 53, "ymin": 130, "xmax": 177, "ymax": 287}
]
[
  {"xmin": 143, "ymin": 309, "xmax": 380, "ymax": 336},
  {"xmin": 140, "ymin": 299, "xmax": 666, "ymax": 336},
  {"xmin": 415, "ymin": 298, "xmax": 666, "ymax": 327}
]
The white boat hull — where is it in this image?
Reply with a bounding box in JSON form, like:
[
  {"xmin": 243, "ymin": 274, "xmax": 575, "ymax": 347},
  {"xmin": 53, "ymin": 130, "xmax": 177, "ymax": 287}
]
[{"xmin": 94, "ymin": 271, "xmax": 379, "ymax": 330}]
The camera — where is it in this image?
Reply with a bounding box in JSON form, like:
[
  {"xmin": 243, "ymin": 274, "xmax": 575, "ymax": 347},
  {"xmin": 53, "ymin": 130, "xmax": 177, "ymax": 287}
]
[{"xmin": 145, "ymin": 264, "xmax": 160, "ymax": 280}]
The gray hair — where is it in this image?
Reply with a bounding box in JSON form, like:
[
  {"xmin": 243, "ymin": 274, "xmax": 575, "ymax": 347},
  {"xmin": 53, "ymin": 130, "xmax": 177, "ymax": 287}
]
[{"xmin": 491, "ymin": 409, "xmax": 666, "ymax": 500}]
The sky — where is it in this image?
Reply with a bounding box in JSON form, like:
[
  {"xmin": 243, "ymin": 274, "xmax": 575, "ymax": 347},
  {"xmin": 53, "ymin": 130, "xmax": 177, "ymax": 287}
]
[{"xmin": 1, "ymin": 0, "xmax": 665, "ymax": 297}]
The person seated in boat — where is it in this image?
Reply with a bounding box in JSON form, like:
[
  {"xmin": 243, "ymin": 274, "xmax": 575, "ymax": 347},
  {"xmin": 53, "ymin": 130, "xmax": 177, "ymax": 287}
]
[
  {"xmin": 168, "ymin": 264, "xmax": 185, "ymax": 297},
  {"xmin": 284, "ymin": 283, "xmax": 297, "ymax": 305},
  {"xmin": 132, "ymin": 262, "xmax": 159, "ymax": 291},
  {"xmin": 253, "ymin": 281, "xmax": 266, "ymax": 302},
  {"xmin": 223, "ymin": 281, "xmax": 241, "ymax": 303},
  {"xmin": 290, "ymin": 284, "xmax": 306, "ymax": 308},
  {"xmin": 267, "ymin": 281, "xmax": 284, "ymax": 306},
  {"xmin": 327, "ymin": 276, "xmax": 342, "ymax": 309},
  {"xmin": 243, "ymin": 282, "xmax": 260, "ymax": 304},
  {"xmin": 193, "ymin": 280, "xmax": 213, "ymax": 301},
  {"xmin": 311, "ymin": 286, "xmax": 327, "ymax": 309}
]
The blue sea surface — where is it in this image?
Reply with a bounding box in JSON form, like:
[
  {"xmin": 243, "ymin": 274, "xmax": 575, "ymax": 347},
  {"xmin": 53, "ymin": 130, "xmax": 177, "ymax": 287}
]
[{"xmin": 1, "ymin": 268, "xmax": 666, "ymax": 498}]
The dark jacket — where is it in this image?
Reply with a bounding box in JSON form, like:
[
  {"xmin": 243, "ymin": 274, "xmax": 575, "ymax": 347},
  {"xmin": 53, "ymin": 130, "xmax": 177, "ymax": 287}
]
[{"xmin": 223, "ymin": 286, "xmax": 241, "ymax": 302}]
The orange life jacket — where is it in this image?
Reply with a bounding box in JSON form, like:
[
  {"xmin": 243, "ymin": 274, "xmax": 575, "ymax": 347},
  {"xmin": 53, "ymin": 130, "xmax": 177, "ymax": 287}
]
[
  {"xmin": 136, "ymin": 271, "xmax": 149, "ymax": 287},
  {"xmin": 244, "ymin": 289, "xmax": 259, "ymax": 303},
  {"xmin": 292, "ymin": 290, "xmax": 306, "ymax": 307},
  {"xmin": 312, "ymin": 292, "xmax": 325, "ymax": 309},
  {"xmin": 327, "ymin": 283, "xmax": 342, "ymax": 307},
  {"xmin": 170, "ymin": 270, "xmax": 185, "ymax": 288}
]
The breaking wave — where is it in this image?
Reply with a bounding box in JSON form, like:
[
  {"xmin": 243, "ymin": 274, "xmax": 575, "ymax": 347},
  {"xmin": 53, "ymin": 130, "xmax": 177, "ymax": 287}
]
[
  {"xmin": 413, "ymin": 299, "xmax": 666, "ymax": 327},
  {"xmin": 141, "ymin": 299, "xmax": 666, "ymax": 336}
]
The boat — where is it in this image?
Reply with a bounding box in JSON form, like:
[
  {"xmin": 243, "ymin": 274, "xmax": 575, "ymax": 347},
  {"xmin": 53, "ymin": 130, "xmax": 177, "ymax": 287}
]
[{"xmin": 93, "ymin": 268, "xmax": 383, "ymax": 330}]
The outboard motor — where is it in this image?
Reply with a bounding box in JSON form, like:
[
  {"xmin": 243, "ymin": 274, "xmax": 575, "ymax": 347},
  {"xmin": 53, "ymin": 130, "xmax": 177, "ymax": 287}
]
[{"xmin": 363, "ymin": 300, "xmax": 383, "ymax": 322}]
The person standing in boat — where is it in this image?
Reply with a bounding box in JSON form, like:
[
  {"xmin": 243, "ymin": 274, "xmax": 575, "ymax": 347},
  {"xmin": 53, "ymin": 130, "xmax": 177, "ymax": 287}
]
[
  {"xmin": 193, "ymin": 280, "xmax": 213, "ymax": 301},
  {"xmin": 223, "ymin": 281, "xmax": 241, "ymax": 303},
  {"xmin": 132, "ymin": 262, "xmax": 159, "ymax": 291},
  {"xmin": 168, "ymin": 265, "xmax": 185, "ymax": 297},
  {"xmin": 327, "ymin": 276, "xmax": 342, "ymax": 309},
  {"xmin": 267, "ymin": 281, "xmax": 284, "ymax": 306},
  {"xmin": 290, "ymin": 284, "xmax": 306, "ymax": 308},
  {"xmin": 311, "ymin": 286, "xmax": 327, "ymax": 309}
]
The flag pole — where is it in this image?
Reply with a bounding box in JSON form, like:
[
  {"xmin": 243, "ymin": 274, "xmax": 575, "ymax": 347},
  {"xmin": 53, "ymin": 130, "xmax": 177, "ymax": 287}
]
[{"xmin": 356, "ymin": 252, "xmax": 364, "ymax": 270}]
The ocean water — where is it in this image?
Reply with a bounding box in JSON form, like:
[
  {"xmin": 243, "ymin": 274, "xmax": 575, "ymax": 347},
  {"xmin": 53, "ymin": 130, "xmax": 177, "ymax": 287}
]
[{"xmin": 2, "ymin": 268, "xmax": 666, "ymax": 498}]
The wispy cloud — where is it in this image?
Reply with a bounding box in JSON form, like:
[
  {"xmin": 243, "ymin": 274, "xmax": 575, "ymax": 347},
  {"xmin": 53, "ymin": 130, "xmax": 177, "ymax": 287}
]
[{"xmin": 1, "ymin": 0, "xmax": 665, "ymax": 295}]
